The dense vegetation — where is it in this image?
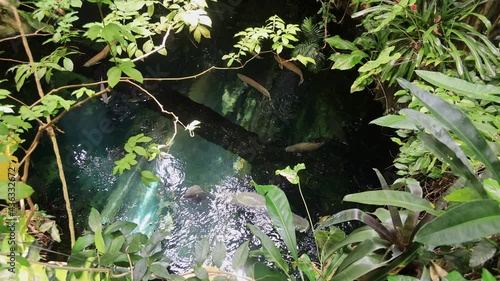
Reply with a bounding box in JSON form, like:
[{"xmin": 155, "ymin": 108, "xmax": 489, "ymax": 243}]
[{"xmin": 0, "ymin": 0, "xmax": 499, "ymax": 280}]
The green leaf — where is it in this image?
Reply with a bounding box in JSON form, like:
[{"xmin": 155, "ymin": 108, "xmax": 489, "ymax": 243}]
[
  {"xmin": 94, "ymin": 226, "xmax": 106, "ymax": 253},
  {"xmin": 253, "ymin": 184, "xmax": 297, "ymax": 260},
  {"xmin": 398, "ymin": 78, "xmax": 500, "ymax": 182},
  {"xmin": 247, "ymin": 224, "xmax": 289, "ymax": 274},
  {"xmin": 370, "ymin": 115, "xmax": 417, "ymax": 130},
  {"xmin": 274, "ymin": 163, "xmax": 305, "ymax": 185},
  {"xmin": 72, "ymin": 233, "xmax": 94, "ymax": 253},
  {"xmin": 337, "ymin": 237, "xmax": 390, "ymax": 272},
  {"xmin": 0, "ymin": 181, "xmax": 34, "ymax": 200},
  {"xmin": 484, "ymin": 178, "xmax": 500, "ymax": 202},
  {"xmin": 331, "ymin": 255, "xmax": 385, "ymax": 281},
  {"xmin": 330, "ymin": 51, "xmax": 367, "ymax": 70},
  {"xmin": 104, "ymin": 221, "xmax": 137, "ymax": 235},
  {"xmin": 359, "ymin": 46, "xmax": 401, "ymax": 72},
  {"xmin": 444, "ymin": 188, "xmax": 482, "ymax": 202},
  {"xmin": 102, "ymin": 23, "xmax": 121, "ymax": 42},
  {"xmin": 88, "ymin": 208, "xmax": 102, "ymax": 232},
  {"xmin": 344, "ymin": 190, "xmax": 441, "ymax": 216},
  {"xmin": 133, "ymin": 258, "xmax": 148, "ymax": 281},
  {"xmin": 107, "ymin": 66, "xmax": 122, "ymax": 87},
  {"xmin": 414, "ymin": 199, "xmax": 500, "ymax": 246},
  {"xmin": 416, "ymin": 70, "xmax": 500, "ymax": 103},
  {"xmin": 121, "ymin": 64, "xmax": 144, "ymax": 83},
  {"xmin": 108, "ymin": 235, "xmax": 125, "ymax": 253},
  {"xmin": 469, "ymin": 240, "xmax": 497, "ymax": 267},
  {"xmin": 151, "ymin": 262, "xmax": 171, "ymax": 279},
  {"xmin": 63, "ymin": 58, "xmax": 74, "ymax": 71},
  {"xmin": 324, "ymin": 35, "xmax": 359, "ymax": 51},
  {"xmin": 481, "ymin": 268, "xmax": 496, "ymax": 281},
  {"xmin": 252, "ymin": 262, "xmax": 288, "ymax": 281},
  {"xmin": 297, "ymin": 254, "xmax": 316, "ymax": 281},
  {"xmin": 195, "ymin": 238, "xmax": 210, "ymax": 267},
  {"xmin": 232, "ymin": 240, "xmax": 249, "ymax": 271},
  {"xmin": 194, "ymin": 266, "xmax": 209, "ymax": 280},
  {"xmin": 212, "ymin": 240, "xmax": 226, "ymax": 268}
]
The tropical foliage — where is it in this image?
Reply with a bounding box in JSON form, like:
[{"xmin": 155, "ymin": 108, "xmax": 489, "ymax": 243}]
[{"xmin": 326, "ymin": 0, "xmax": 499, "ymax": 93}]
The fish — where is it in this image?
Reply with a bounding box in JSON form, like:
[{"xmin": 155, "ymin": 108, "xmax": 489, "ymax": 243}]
[
  {"xmin": 99, "ymin": 78, "xmax": 110, "ymax": 104},
  {"xmin": 83, "ymin": 39, "xmax": 118, "ymax": 67},
  {"xmin": 273, "ymin": 55, "xmax": 304, "ymax": 85},
  {"xmin": 285, "ymin": 141, "xmax": 324, "ymax": 153},
  {"xmin": 237, "ymin": 74, "xmax": 271, "ymax": 99}
]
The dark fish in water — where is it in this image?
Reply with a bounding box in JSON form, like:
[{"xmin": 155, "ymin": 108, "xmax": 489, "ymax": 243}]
[
  {"xmin": 285, "ymin": 142, "xmax": 324, "ymax": 152},
  {"xmin": 273, "ymin": 55, "xmax": 304, "ymax": 85},
  {"xmin": 237, "ymin": 74, "xmax": 271, "ymax": 99}
]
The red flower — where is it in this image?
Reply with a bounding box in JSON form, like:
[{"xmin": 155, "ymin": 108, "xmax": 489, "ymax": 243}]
[{"xmin": 411, "ymin": 4, "xmax": 417, "ymax": 11}]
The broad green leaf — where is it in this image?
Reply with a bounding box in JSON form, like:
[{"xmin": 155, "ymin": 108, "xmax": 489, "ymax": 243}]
[
  {"xmin": 469, "ymin": 240, "xmax": 497, "ymax": 267},
  {"xmin": 443, "ymin": 271, "xmax": 467, "ymax": 281},
  {"xmin": 415, "ymin": 199, "xmax": 500, "ymax": 246},
  {"xmin": 252, "ymin": 262, "xmax": 288, "ymax": 281},
  {"xmin": 194, "ymin": 266, "xmax": 209, "ymax": 280},
  {"xmin": 370, "ymin": 114, "xmax": 417, "ymax": 130},
  {"xmin": 102, "ymin": 23, "xmax": 121, "ymax": 42},
  {"xmin": 108, "ymin": 235, "xmax": 125, "ymax": 253},
  {"xmin": 151, "ymin": 263, "xmax": 171, "ymax": 279},
  {"xmin": 337, "ymin": 238, "xmax": 390, "ymax": 272},
  {"xmin": 373, "ymin": 168, "xmax": 403, "ymax": 230},
  {"xmin": 418, "ymin": 132, "xmax": 484, "ymax": 195},
  {"xmin": 121, "ymin": 64, "xmax": 144, "ymax": 83},
  {"xmin": 232, "ymin": 240, "xmax": 249, "ymax": 271},
  {"xmin": 275, "ymin": 163, "xmax": 305, "ymax": 185},
  {"xmin": 398, "ymin": 78, "xmax": 500, "ymax": 181},
  {"xmin": 94, "ymin": 226, "xmax": 106, "ymax": 253},
  {"xmin": 253, "ymin": 184, "xmax": 297, "ymax": 260},
  {"xmin": 247, "ymin": 224, "xmax": 289, "ymax": 274},
  {"xmin": 330, "ymin": 52, "xmax": 365, "ymax": 70},
  {"xmin": 107, "ymin": 66, "xmax": 122, "ymax": 87},
  {"xmin": 297, "ymin": 254, "xmax": 316, "ymax": 281},
  {"xmin": 104, "ymin": 221, "xmax": 137, "ymax": 235},
  {"xmin": 484, "ymin": 178, "xmax": 500, "ymax": 202},
  {"xmin": 0, "ymin": 181, "xmax": 34, "ymax": 200},
  {"xmin": 319, "ymin": 209, "xmax": 395, "ymax": 243},
  {"xmin": 88, "ymin": 208, "xmax": 101, "ymax": 232},
  {"xmin": 416, "ymin": 71, "xmax": 500, "ymax": 103},
  {"xmin": 72, "ymin": 233, "xmax": 94, "ymax": 253},
  {"xmin": 359, "ymin": 46, "xmax": 401, "ymax": 72},
  {"xmin": 322, "ymin": 227, "xmax": 377, "ymax": 262},
  {"xmin": 133, "ymin": 257, "xmax": 148, "ymax": 281},
  {"xmin": 63, "ymin": 58, "xmax": 74, "ymax": 71},
  {"xmin": 324, "ymin": 35, "xmax": 359, "ymax": 51},
  {"xmin": 344, "ymin": 190, "xmax": 441, "ymax": 216},
  {"xmin": 444, "ymin": 188, "xmax": 482, "ymax": 202},
  {"xmin": 212, "ymin": 240, "xmax": 226, "ymax": 268},
  {"xmin": 331, "ymin": 255, "xmax": 385, "ymax": 281},
  {"xmin": 481, "ymin": 268, "xmax": 496, "ymax": 281},
  {"xmin": 195, "ymin": 238, "xmax": 210, "ymax": 266}
]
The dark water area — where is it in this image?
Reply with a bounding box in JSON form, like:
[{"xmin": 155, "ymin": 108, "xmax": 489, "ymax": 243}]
[{"xmin": 24, "ymin": 0, "xmax": 398, "ymax": 273}]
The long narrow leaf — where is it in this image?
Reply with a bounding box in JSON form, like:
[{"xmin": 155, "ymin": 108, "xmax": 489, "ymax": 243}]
[
  {"xmin": 416, "ymin": 71, "xmax": 500, "ymax": 102},
  {"xmin": 373, "ymin": 168, "xmax": 403, "ymax": 230},
  {"xmin": 344, "ymin": 190, "xmax": 441, "ymax": 216},
  {"xmin": 338, "ymin": 237, "xmax": 391, "ymax": 272},
  {"xmin": 254, "ymin": 184, "xmax": 298, "ymax": 260},
  {"xmin": 322, "ymin": 227, "xmax": 378, "ymax": 262},
  {"xmin": 247, "ymin": 224, "xmax": 290, "ymax": 274},
  {"xmin": 318, "ymin": 208, "xmax": 396, "ymax": 243},
  {"xmin": 414, "ymin": 199, "xmax": 500, "ymax": 246},
  {"xmin": 331, "ymin": 255, "xmax": 386, "ymax": 281},
  {"xmin": 418, "ymin": 132, "xmax": 484, "ymax": 196},
  {"xmin": 398, "ymin": 79, "xmax": 500, "ymax": 181}
]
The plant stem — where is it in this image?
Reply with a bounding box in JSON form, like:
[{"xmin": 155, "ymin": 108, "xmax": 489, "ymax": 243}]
[{"xmin": 298, "ymin": 182, "xmax": 319, "ymax": 259}]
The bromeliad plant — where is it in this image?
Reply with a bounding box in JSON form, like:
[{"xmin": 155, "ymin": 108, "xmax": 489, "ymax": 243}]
[
  {"xmin": 371, "ymin": 70, "xmax": 500, "ymax": 179},
  {"xmin": 248, "ymin": 78, "xmax": 500, "ymax": 280},
  {"xmin": 326, "ymin": 0, "xmax": 499, "ymax": 93}
]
